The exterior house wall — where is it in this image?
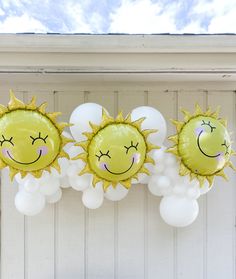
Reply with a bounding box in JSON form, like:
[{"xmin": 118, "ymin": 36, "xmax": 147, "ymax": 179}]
[{"xmin": 0, "ymin": 35, "xmax": 235, "ymax": 279}]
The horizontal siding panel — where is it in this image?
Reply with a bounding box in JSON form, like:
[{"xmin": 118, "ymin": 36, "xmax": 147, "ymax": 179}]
[{"xmin": 0, "ymin": 87, "xmax": 235, "ymax": 279}]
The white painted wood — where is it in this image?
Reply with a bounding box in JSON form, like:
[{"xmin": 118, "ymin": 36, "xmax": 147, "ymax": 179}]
[
  {"xmin": 86, "ymin": 91, "xmax": 116, "ymax": 279},
  {"xmin": 206, "ymin": 91, "xmax": 236, "ymax": 279},
  {"xmin": 1, "ymin": 86, "xmax": 236, "ymax": 279},
  {"xmin": 1, "ymin": 34, "xmax": 236, "ymax": 53},
  {"xmin": 116, "ymin": 91, "xmax": 147, "ymax": 279},
  {"xmin": 0, "ymin": 37, "xmax": 236, "ymax": 279},
  {"xmin": 1, "ymin": 170, "xmax": 25, "ymax": 279},
  {"xmin": 147, "ymin": 91, "xmax": 176, "ymax": 279},
  {"xmin": 1, "ymin": 92, "xmax": 25, "ymax": 279},
  {"xmin": 176, "ymin": 91, "xmax": 207, "ymax": 279},
  {"xmin": 24, "ymin": 92, "xmax": 55, "ymax": 279},
  {"xmin": 56, "ymin": 189, "xmax": 85, "ymax": 279},
  {"xmin": 56, "ymin": 91, "xmax": 85, "ymax": 279},
  {"xmin": 1, "ymin": 53, "xmax": 236, "ymax": 77},
  {"xmin": 0, "ymin": 35, "xmax": 236, "ymax": 279},
  {"xmin": 1, "ymin": 35, "xmax": 236, "ymax": 84}
]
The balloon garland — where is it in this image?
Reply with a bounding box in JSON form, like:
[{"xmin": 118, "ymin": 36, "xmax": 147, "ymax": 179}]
[{"xmin": 1, "ymin": 94, "xmax": 235, "ymax": 228}]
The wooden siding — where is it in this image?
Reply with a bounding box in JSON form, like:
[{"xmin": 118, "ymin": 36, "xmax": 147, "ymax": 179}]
[{"xmin": 1, "ymin": 87, "xmax": 235, "ymax": 279}]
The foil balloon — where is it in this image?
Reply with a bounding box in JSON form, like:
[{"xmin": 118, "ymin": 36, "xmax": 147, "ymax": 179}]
[
  {"xmin": 0, "ymin": 91, "xmax": 72, "ymax": 179},
  {"xmin": 168, "ymin": 104, "xmax": 235, "ymax": 186},
  {"xmin": 74, "ymin": 109, "xmax": 159, "ymax": 190}
]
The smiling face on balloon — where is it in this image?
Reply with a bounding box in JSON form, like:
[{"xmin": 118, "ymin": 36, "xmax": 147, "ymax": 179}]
[
  {"xmin": 88, "ymin": 123, "xmax": 147, "ymax": 182},
  {"xmin": 0, "ymin": 92, "xmax": 70, "ymax": 179},
  {"xmin": 168, "ymin": 105, "xmax": 235, "ymax": 186},
  {"xmin": 0, "ymin": 110, "xmax": 61, "ymax": 172},
  {"xmin": 75, "ymin": 110, "xmax": 158, "ymax": 190},
  {"xmin": 178, "ymin": 116, "xmax": 231, "ymax": 175}
]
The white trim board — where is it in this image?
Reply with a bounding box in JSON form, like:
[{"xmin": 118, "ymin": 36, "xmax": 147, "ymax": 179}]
[{"xmin": 0, "ymin": 35, "xmax": 236, "ymax": 82}]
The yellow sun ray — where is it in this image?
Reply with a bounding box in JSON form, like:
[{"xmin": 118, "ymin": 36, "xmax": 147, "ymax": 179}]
[
  {"xmin": 26, "ymin": 96, "xmax": 37, "ymax": 110},
  {"xmin": 92, "ymin": 175, "xmax": 101, "ymax": 186},
  {"xmin": 38, "ymin": 102, "xmax": 48, "ymax": 114},
  {"xmin": 120, "ymin": 179, "xmax": 132, "ymax": 189}
]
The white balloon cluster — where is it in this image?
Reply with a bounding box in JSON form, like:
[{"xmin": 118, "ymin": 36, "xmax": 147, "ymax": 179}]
[
  {"xmin": 12, "ymin": 102, "xmax": 212, "ymax": 229},
  {"xmin": 147, "ymin": 147, "xmax": 211, "ymax": 227},
  {"xmin": 14, "ymin": 157, "xmax": 69, "ymax": 216}
]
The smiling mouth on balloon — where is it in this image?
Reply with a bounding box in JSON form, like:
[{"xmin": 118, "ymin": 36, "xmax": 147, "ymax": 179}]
[
  {"xmin": 6, "ymin": 150, "xmax": 42, "ymax": 165},
  {"xmin": 197, "ymin": 130, "xmax": 221, "ymax": 158},
  {"xmin": 104, "ymin": 157, "xmax": 135, "ymax": 175}
]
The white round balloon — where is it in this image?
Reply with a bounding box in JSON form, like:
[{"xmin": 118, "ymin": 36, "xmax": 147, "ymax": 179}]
[
  {"xmin": 40, "ymin": 177, "xmax": 60, "ymax": 196},
  {"xmin": 130, "ymin": 106, "xmax": 167, "ymax": 146},
  {"xmin": 105, "ymin": 184, "xmax": 129, "ymax": 201},
  {"xmin": 136, "ymin": 173, "xmax": 150, "ymax": 184},
  {"xmin": 148, "ymin": 174, "xmax": 172, "ymax": 196},
  {"xmin": 18, "ymin": 183, "xmax": 24, "ymax": 192},
  {"xmin": 38, "ymin": 171, "xmax": 50, "ymax": 184},
  {"xmin": 73, "ymin": 159, "xmax": 86, "ymax": 170},
  {"xmin": 151, "ymin": 146, "xmax": 167, "ymax": 163},
  {"xmin": 51, "ymin": 158, "xmax": 70, "ymax": 178},
  {"xmin": 70, "ymin": 103, "xmax": 104, "ymax": 141},
  {"xmin": 46, "ymin": 188, "xmax": 62, "ymax": 204},
  {"xmin": 187, "ymin": 186, "xmax": 201, "ymax": 200},
  {"xmin": 23, "ymin": 176, "xmax": 40, "ymax": 193},
  {"xmin": 67, "ymin": 145, "xmax": 84, "ymax": 159},
  {"xmin": 60, "ymin": 175, "xmax": 71, "ymax": 188},
  {"xmin": 131, "ymin": 168, "xmax": 151, "ymax": 184},
  {"xmin": 149, "ymin": 161, "xmax": 165, "ymax": 175},
  {"xmin": 66, "ymin": 164, "xmax": 79, "ymax": 177},
  {"xmin": 69, "ymin": 174, "xmax": 92, "ymax": 191},
  {"xmin": 82, "ymin": 187, "xmax": 104, "ymax": 209},
  {"xmin": 160, "ymin": 195, "xmax": 199, "ymax": 227},
  {"xmin": 15, "ymin": 190, "xmax": 46, "ymax": 216},
  {"xmin": 163, "ymin": 166, "xmax": 179, "ymax": 180},
  {"xmin": 200, "ymin": 180, "xmax": 212, "ymax": 195},
  {"xmin": 58, "ymin": 158, "xmax": 70, "ymax": 177},
  {"xmin": 164, "ymin": 153, "xmax": 178, "ymax": 167},
  {"xmin": 172, "ymin": 184, "xmax": 187, "ymax": 196},
  {"xmin": 15, "ymin": 173, "xmax": 32, "ymax": 185}
]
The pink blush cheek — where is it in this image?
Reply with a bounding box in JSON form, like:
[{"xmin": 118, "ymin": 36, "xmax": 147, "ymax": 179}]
[
  {"xmin": 195, "ymin": 127, "xmax": 203, "ymax": 136},
  {"xmin": 133, "ymin": 153, "xmax": 141, "ymax": 163},
  {"xmin": 99, "ymin": 162, "xmax": 107, "ymax": 170},
  {"xmin": 216, "ymin": 152, "xmax": 224, "ymax": 162},
  {"xmin": 38, "ymin": 146, "xmax": 48, "ymax": 156},
  {"xmin": 2, "ymin": 148, "xmax": 11, "ymax": 158}
]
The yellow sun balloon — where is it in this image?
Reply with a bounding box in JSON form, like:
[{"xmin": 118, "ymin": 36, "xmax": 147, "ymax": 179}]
[
  {"xmin": 168, "ymin": 104, "xmax": 235, "ymax": 186},
  {"xmin": 0, "ymin": 91, "xmax": 72, "ymax": 180},
  {"xmin": 74, "ymin": 109, "xmax": 159, "ymax": 190}
]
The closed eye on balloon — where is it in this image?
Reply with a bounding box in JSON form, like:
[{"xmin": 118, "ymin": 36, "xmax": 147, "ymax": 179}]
[
  {"xmin": 30, "ymin": 132, "xmax": 48, "ymax": 145},
  {"xmin": 96, "ymin": 150, "xmax": 111, "ymax": 161},
  {"xmin": 221, "ymin": 140, "xmax": 230, "ymax": 155},
  {"xmin": 124, "ymin": 141, "xmax": 139, "ymax": 154},
  {"xmin": 201, "ymin": 120, "xmax": 216, "ymax": 133},
  {"xmin": 0, "ymin": 135, "xmax": 14, "ymax": 146}
]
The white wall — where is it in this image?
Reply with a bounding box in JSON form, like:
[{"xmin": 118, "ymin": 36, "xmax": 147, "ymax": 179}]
[{"xmin": 1, "ymin": 87, "xmax": 235, "ymax": 279}]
